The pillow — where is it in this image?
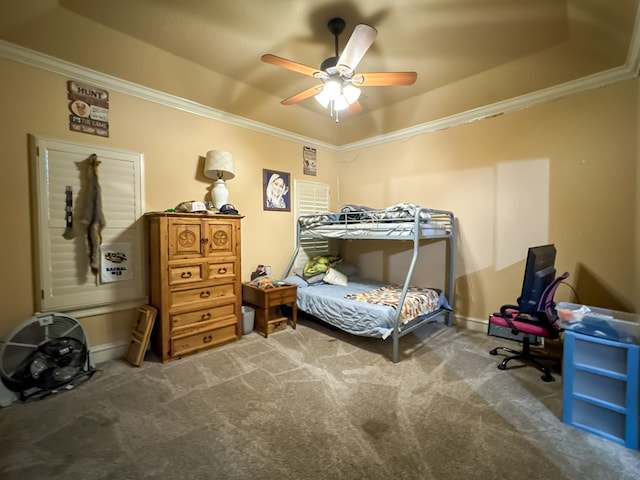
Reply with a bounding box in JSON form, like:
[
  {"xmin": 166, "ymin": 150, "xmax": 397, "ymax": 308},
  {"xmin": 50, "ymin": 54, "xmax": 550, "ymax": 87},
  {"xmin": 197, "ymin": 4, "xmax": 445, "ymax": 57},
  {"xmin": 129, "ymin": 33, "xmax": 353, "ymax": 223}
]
[
  {"xmin": 302, "ymin": 256, "xmax": 331, "ymax": 277},
  {"xmin": 323, "ymin": 267, "xmax": 347, "ymax": 286},
  {"xmin": 302, "ymin": 255, "xmax": 342, "ymax": 277},
  {"xmin": 293, "ymin": 267, "xmax": 325, "ymax": 284},
  {"xmin": 334, "ymin": 262, "xmax": 358, "ymax": 278},
  {"xmin": 282, "ymin": 275, "xmax": 309, "ymax": 288}
]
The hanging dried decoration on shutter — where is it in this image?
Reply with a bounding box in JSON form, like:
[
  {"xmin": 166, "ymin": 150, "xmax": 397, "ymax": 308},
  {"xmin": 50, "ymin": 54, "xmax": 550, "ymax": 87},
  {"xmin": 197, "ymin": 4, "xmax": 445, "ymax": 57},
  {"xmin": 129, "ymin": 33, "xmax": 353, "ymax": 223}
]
[
  {"xmin": 81, "ymin": 154, "xmax": 106, "ymax": 279},
  {"xmin": 62, "ymin": 185, "xmax": 75, "ymax": 240}
]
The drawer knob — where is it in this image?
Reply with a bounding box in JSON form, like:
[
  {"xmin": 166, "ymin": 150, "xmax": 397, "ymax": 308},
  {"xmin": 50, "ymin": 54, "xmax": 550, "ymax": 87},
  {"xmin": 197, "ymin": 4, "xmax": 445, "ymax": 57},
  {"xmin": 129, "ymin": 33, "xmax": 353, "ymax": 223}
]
[
  {"xmin": 217, "ymin": 267, "xmax": 227, "ymax": 274},
  {"xmin": 200, "ymin": 312, "xmax": 211, "ymax": 321},
  {"xmin": 181, "ymin": 271, "xmax": 192, "ymax": 279},
  {"xmin": 200, "ymin": 291, "xmax": 211, "ymax": 299},
  {"xmin": 203, "ymin": 335, "xmax": 213, "ymax": 343}
]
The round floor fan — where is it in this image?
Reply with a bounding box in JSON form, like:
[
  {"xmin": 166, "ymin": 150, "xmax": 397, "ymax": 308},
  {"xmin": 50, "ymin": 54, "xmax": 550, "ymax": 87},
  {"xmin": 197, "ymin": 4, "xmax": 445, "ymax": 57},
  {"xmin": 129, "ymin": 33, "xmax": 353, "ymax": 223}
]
[{"xmin": 0, "ymin": 312, "xmax": 95, "ymax": 401}]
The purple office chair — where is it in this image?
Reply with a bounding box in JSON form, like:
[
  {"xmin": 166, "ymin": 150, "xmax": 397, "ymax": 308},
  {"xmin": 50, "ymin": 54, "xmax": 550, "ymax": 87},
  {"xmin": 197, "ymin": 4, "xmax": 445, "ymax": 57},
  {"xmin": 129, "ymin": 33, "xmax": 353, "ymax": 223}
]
[{"xmin": 488, "ymin": 271, "xmax": 570, "ymax": 382}]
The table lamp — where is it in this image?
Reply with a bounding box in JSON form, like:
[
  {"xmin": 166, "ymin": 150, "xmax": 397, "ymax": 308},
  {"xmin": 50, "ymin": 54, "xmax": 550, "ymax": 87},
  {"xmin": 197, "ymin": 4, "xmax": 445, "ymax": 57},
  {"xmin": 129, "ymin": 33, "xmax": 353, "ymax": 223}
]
[{"xmin": 204, "ymin": 150, "xmax": 235, "ymax": 210}]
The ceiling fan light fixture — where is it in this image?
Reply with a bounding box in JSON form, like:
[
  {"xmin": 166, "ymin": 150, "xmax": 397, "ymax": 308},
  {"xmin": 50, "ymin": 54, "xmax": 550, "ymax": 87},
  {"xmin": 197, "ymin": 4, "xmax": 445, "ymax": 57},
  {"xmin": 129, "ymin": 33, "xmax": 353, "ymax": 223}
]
[
  {"xmin": 262, "ymin": 17, "xmax": 417, "ymax": 122},
  {"xmin": 323, "ymin": 79, "xmax": 342, "ymax": 101},
  {"xmin": 343, "ymin": 84, "xmax": 361, "ymax": 104},
  {"xmin": 333, "ymin": 95, "xmax": 350, "ymax": 111},
  {"xmin": 314, "ymin": 89, "xmax": 330, "ymax": 108}
]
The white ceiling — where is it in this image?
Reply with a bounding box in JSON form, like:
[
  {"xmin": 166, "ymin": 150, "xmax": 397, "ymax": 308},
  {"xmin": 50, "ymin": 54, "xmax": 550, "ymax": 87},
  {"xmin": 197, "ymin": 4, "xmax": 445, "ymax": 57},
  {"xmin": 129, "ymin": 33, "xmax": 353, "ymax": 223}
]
[{"xmin": 1, "ymin": 0, "xmax": 639, "ymax": 147}]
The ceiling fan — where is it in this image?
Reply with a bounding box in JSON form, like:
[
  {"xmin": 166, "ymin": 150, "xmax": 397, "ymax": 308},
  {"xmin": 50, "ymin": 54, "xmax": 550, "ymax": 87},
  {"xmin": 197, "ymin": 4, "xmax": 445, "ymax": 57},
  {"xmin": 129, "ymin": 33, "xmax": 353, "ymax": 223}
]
[{"xmin": 262, "ymin": 17, "xmax": 417, "ymax": 122}]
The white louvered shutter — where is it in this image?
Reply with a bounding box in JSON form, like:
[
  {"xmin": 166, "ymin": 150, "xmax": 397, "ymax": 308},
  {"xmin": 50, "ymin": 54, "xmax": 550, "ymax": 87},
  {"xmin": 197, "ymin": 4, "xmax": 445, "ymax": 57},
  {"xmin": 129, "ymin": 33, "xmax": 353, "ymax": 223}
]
[
  {"xmin": 31, "ymin": 135, "xmax": 147, "ymax": 315},
  {"xmin": 292, "ymin": 180, "xmax": 330, "ymax": 270}
]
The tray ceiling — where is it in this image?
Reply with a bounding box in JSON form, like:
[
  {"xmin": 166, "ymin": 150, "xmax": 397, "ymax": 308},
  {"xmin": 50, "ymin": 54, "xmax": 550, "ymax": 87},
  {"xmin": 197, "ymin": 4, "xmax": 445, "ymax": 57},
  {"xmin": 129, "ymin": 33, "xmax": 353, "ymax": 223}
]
[{"xmin": 1, "ymin": 0, "xmax": 638, "ymax": 147}]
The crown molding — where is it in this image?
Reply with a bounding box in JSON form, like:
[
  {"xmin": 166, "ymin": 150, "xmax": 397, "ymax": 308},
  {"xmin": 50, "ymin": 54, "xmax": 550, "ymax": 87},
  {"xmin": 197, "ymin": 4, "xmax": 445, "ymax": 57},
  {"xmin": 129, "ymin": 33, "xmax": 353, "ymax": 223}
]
[
  {"xmin": 0, "ymin": 40, "xmax": 338, "ymax": 152},
  {"xmin": 1, "ymin": 35, "xmax": 638, "ymax": 153},
  {"xmin": 340, "ymin": 63, "xmax": 635, "ymax": 152}
]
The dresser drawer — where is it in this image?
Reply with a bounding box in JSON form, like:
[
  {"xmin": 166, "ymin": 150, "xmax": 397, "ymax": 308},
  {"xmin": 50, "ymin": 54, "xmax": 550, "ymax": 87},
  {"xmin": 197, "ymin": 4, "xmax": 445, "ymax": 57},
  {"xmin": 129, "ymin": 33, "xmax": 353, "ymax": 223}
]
[
  {"xmin": 171, "ymin": 324, "xmax": 237, "ymax": 357},
  {"xmin": 168, "ymin": 263, "xmax": 205, "ymax": 285},
  {"xmin": 170, "ymin": 283, "xmax": 236, "ymax": 309},
  {"xmin": 171, "ymin": 303, "xmax": 236, "ymax": 331},
  {"xmin": 207, "ymin": 260, "xmax": 236, "ymax": 280}
]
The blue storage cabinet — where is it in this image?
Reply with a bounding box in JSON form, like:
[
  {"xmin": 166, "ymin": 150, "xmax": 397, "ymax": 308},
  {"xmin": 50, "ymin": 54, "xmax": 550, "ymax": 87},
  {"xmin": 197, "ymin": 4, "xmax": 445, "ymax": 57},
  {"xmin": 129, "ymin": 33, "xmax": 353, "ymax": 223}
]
[{"xmin": 562, "ymin": 330, "xmax": 639, "ymax": 449}]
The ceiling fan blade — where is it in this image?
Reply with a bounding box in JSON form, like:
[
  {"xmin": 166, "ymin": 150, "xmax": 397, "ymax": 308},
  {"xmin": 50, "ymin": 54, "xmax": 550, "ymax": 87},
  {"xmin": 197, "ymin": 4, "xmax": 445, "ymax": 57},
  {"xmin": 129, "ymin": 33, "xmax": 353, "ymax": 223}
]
[
  {"xmin": 261, "ymin": 54, "xmax": 321, "ymax": 77},
  {"xmin": 337, "ymin": 24, "xmax": 377, "ymax": 73},
  {"xmin": 281, "ymin": 85, "xmax": 323, "ymax": 105},
  {"xmin": 353, "ymin": 72, "xmax": 417, "ymax": 86},
  {"xmin": 347, "ymin": 101, "xmax": 362, "ymax": 115}
]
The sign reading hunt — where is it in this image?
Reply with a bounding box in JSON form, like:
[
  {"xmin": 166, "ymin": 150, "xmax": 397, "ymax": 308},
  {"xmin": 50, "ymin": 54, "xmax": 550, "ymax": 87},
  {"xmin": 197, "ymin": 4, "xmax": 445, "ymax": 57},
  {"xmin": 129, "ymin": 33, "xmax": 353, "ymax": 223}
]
[{"xmin": 67, "ymin": 80, "xmax": 109, "ymax": 137}]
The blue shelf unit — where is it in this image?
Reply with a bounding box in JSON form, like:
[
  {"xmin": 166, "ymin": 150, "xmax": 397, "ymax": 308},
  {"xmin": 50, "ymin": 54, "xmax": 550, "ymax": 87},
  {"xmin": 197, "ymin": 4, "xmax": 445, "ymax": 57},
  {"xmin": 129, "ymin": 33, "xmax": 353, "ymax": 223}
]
[{"xmin": 562, "ymin": 330, "xmax": 639, "ymax": 449}]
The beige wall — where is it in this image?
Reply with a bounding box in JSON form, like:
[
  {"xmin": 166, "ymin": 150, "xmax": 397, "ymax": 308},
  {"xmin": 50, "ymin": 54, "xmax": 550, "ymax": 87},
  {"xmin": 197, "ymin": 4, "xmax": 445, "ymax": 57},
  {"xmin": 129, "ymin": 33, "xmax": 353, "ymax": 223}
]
[
  {"xmin": 0, "ymin": 54, "xmax": 637, "ymax": 350},
  {"xmin": 0, "ymin": 56, "xmax": 338, "ymax": 344},
  {"xmin": 336, "ymin": 79, "xmax": 638, "ymax": 324}
]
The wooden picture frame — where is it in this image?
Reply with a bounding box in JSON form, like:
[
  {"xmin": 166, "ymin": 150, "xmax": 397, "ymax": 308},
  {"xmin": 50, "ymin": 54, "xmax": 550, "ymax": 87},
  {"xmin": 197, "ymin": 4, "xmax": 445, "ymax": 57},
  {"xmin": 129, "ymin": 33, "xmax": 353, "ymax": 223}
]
[
  {"xmin": 263, "ymin": 169, "xmax": 290, "ymax": 211},
  {"xmin": 124, "ymin": 305, "xmax": 157, "ymax": 366}
]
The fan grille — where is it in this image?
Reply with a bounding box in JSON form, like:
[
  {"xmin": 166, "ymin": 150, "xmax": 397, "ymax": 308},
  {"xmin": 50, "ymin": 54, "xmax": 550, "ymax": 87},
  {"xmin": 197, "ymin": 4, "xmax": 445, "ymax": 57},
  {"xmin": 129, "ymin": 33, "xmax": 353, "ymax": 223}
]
[{"xmin": 1, "ymin": 313, "xmax": 87, "ymax": 380}]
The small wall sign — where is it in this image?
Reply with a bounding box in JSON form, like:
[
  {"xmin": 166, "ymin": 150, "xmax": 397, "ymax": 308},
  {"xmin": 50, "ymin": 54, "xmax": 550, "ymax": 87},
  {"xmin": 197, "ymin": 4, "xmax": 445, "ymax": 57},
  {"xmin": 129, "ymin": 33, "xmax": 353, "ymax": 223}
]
[
  {"xmin": 67, "ymin": 80, "xmax": 109, "ymax": 137},
  {"xmin": 101, "ymin": 243, "xmax": 133, "ymax": 283},
  {"xmin": 303, "ymin": 146, "xmax": 316, "ymax": 176}
]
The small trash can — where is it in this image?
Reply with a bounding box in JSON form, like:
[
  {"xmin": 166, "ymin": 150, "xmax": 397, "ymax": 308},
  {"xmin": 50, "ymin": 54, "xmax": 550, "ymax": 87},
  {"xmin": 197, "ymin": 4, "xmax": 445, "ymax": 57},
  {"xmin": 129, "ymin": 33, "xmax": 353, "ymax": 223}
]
[{"xmin": 242, "ymin": 305, "xmax": 255, "ymax": 335}]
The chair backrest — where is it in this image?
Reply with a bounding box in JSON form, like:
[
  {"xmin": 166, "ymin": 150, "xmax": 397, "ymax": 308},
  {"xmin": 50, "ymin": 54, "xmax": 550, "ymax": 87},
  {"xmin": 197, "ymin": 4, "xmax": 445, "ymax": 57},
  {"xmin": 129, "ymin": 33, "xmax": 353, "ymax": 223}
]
[{"xmin": 536, "ymin": 271, "xmax": 570, "ymax": 321}]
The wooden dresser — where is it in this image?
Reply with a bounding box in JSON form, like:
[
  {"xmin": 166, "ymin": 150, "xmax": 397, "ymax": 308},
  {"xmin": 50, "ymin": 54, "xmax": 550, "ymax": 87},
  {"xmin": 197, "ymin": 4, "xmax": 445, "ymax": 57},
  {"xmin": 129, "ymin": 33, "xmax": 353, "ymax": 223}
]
[{"xmin": 146, "ymin": 212, "xmax": 242, "ymax": 362}]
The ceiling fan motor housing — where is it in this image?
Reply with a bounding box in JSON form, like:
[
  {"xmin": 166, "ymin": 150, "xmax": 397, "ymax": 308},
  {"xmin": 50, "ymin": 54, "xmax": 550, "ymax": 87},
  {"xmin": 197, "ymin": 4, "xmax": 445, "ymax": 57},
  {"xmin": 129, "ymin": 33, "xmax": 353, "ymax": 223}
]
[{"xmin": 320, "ymin": 56, "xmax": 339, "ymax": 72}]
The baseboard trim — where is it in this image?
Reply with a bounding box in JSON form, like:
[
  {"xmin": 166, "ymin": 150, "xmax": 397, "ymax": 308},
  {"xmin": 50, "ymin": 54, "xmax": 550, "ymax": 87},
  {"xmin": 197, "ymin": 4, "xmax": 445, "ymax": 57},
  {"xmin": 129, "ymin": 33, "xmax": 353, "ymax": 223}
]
[
  {"xmin": 454, "ymin": 315, "xmax": 488, "ymax": 333},
  {"xmin": 88, "ymin": 316, "xmax": 490, "ymax": 364},
  {"xmin": 90, "ymin": 341, "xmax": 128, "ymax": 365}
]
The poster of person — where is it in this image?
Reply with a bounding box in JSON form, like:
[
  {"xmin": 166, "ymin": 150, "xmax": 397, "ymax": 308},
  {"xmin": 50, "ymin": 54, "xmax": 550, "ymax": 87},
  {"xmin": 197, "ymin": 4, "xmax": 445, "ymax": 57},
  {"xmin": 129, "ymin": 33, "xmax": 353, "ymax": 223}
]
[
  {"xmin": 303, "ymin": 146, "xmax": 317, "ymax": 176},
  {"xmin": 263, "ymin": 169, "xmax": 290, "ymax": 211}
]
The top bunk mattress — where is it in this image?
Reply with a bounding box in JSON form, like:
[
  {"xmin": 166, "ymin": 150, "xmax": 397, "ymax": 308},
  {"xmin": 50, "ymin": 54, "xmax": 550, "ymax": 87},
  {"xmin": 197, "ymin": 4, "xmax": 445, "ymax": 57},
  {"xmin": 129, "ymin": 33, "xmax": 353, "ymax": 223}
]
[{"xmin": 298, "ymin": 203, "xmax": 453, "ymax": 240}]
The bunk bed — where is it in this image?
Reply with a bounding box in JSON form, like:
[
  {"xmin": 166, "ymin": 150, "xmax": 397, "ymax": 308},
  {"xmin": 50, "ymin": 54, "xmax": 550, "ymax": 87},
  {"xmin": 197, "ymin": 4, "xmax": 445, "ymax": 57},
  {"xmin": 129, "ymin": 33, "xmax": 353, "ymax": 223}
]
[{"xmin": 282, "ymin": 203, "xmax": 455, "ymax": 363}]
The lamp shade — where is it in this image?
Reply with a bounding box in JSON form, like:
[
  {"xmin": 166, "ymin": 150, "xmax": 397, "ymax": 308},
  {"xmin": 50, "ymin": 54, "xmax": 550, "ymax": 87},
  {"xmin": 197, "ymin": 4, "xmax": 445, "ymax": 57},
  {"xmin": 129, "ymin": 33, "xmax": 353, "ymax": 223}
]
[{"xmin": 204, "ymin": 150, "xmax": 235, "ymax": 180}]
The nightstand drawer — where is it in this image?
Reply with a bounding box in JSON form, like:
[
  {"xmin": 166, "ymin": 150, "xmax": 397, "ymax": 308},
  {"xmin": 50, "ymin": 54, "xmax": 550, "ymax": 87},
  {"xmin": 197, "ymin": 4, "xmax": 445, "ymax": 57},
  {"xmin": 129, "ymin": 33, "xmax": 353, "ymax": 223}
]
[
  {"xmin": 171, "ymin": 303, "xmax": 236, "ymax": 331},
  {"xmin": 255, "ymin": 314, "xmax": 288, "ymax": 336},
  {"xmin": 265, "ymin": 288, "xmax": 297, "ymax": 305},
  {"xmin": 242, "ymin": 283, "xmax": 297, "ymax": 308},
  {"xmin": 171, "ymin": 323, "xmax": 237, "ymax": 357}
]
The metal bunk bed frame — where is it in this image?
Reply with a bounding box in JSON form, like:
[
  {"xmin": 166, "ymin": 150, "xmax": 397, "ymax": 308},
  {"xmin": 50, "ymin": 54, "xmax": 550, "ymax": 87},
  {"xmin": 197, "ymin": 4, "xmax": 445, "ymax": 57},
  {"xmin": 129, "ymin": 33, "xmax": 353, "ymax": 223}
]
[{"xmin": 283, "ymin": 206, "xmax": 455, "ymax": 363}]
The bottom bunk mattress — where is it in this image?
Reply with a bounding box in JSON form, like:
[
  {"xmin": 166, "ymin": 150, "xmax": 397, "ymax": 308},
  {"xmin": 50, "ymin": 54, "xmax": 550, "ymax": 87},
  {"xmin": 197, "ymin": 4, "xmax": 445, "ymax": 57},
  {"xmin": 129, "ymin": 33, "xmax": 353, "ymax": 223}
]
[{"xmin": 284, "ymin": 277, "xmax": 451, "ymax": 339}]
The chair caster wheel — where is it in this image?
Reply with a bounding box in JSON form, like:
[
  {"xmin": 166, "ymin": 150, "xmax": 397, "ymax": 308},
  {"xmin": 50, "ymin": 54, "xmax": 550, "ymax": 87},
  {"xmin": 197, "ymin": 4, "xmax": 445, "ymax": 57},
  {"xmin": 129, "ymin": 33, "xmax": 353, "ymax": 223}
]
[
  {"xmin": 489, "ymin": 348, "xmax": 498, "ymax": 355},
  {"xmin": 497, "ymin": 364, "xmax": 506, "ymax": 370},
  {"xmin": 541, "ymin": 373, "xmax": 555, "ymax": 382}
]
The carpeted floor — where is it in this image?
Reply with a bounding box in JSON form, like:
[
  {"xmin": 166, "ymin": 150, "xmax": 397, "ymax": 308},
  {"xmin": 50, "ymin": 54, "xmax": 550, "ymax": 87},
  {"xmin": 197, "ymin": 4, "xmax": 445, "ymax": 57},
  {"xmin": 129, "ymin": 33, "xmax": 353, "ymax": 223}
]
[{"xmin": 1, "ymin": 316, "xmax": 639, "ymax": 480}]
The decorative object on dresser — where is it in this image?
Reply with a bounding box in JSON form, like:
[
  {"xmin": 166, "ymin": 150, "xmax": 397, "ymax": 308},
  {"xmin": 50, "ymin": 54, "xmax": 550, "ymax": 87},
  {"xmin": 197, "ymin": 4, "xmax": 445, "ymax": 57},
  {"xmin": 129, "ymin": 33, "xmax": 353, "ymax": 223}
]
[
  {"xmin": 146, "ymin": 212, "xmax": 242, "ymax": 362},
  {"xmin": 242, "ymin": 282, "xmax": 297, "ymax": 337},
  {"xmin": 204, "ymin": 150, "xmax": 235, "ymax": 210}
]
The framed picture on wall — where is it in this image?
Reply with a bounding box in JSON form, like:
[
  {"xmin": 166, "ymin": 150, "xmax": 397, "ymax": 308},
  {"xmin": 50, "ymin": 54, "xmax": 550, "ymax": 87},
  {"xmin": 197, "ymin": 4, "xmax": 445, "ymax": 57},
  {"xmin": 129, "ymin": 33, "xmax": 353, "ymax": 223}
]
[{"xmin": 263, "ymin": 169, "xmax": 290, "ymax": 211}]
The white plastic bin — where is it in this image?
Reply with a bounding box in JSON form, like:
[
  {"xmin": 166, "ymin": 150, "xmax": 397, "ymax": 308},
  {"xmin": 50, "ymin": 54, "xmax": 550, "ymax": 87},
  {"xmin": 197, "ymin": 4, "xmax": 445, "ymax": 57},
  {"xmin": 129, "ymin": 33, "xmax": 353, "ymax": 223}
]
[{"xmin": 242, "ymin": 306, "xmax": 255, "ymax": 335}]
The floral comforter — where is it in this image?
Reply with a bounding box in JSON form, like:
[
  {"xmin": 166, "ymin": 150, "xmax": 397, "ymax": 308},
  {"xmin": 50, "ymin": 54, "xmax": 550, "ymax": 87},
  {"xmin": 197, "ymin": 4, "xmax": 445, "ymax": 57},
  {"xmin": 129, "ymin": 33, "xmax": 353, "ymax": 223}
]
[{"xmin": 345, "ymin": 284, "xmax": 442, "ymax": 323}]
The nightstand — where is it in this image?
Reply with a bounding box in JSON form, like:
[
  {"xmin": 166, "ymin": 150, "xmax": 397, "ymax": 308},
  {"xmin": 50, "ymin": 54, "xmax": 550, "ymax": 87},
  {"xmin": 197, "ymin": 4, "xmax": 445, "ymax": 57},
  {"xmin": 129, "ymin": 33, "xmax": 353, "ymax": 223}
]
[{"xmin": 242, "ymin": 283, "xmax": 297, "ymax": 337}]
